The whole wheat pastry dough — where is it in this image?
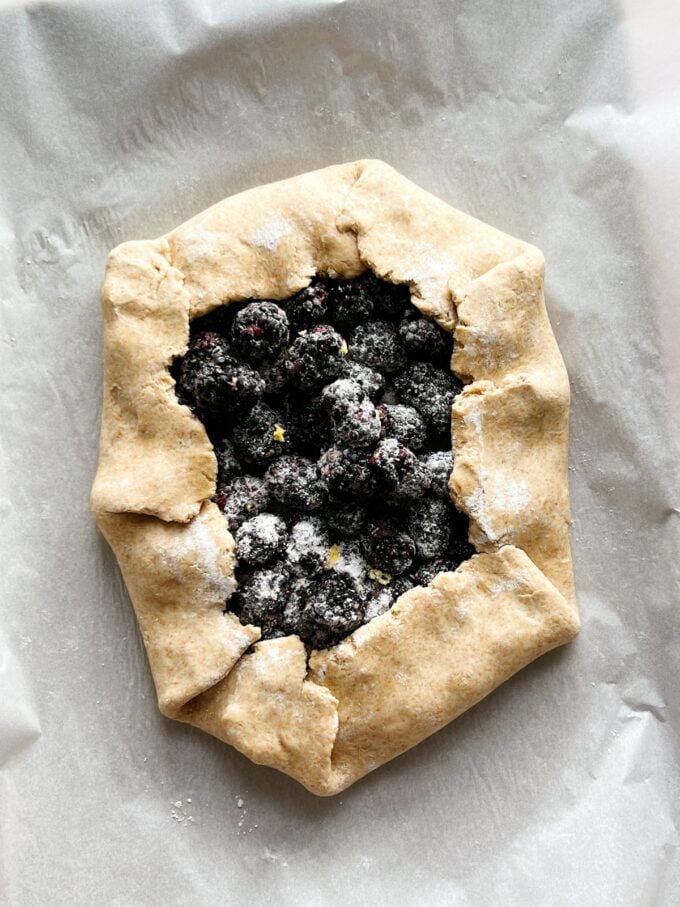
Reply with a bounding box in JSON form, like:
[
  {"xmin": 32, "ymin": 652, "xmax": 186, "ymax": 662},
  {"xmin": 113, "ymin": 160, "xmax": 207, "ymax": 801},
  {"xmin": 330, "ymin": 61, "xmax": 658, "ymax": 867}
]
[{"xmin": 91, "ymin": 160, "xmax": 579, "ymax": 795}]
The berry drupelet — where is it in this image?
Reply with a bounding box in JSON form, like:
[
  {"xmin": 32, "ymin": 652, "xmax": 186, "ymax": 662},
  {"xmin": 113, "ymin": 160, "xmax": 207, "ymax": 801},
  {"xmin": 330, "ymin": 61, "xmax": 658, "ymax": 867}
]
[
  {"xmin": 323, "ymin": 502, "xmax": 367, "ymax": 537},
  {"xmin": 213, "ymin": 437, "xmax": 242, "ymax": 485}
]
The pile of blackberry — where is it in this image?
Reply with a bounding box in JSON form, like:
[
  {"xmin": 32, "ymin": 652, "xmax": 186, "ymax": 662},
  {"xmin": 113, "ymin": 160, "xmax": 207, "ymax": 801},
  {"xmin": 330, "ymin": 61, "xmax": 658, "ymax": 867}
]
[{"xmin": 173, "ymin": 272, "xmax": 475, "ymax": 650}]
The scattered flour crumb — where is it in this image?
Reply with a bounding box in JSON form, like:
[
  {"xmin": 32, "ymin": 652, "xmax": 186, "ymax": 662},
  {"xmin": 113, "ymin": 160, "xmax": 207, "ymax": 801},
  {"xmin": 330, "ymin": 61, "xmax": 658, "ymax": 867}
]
[
  {"xmin": 163, "ymin": 517, "xmax": 235, "ymax": 598},
  {"xmin": 170, "ymin": 799, "xmax": 195, "ymax": 824},
  {"xmin": 262, "ymin": 848, "xmax": 289, "ymax": 866},
  {"xmin": 494, "ymin": 478, "xmax": 530, "ymax": 514}
]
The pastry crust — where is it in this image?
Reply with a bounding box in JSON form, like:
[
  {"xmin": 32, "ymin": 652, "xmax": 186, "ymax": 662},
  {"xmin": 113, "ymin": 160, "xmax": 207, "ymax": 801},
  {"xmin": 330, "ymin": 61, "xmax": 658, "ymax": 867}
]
[{"xmin": 91, "ymin": 160, "xmax": 579, "ymax": 795}]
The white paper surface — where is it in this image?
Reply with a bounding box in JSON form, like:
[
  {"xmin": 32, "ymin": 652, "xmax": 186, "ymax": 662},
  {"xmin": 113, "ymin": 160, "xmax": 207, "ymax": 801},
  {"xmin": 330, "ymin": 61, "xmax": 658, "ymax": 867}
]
[{"xmin": 1, "ymin": 1, "xmax": 678, "ymax": 904}]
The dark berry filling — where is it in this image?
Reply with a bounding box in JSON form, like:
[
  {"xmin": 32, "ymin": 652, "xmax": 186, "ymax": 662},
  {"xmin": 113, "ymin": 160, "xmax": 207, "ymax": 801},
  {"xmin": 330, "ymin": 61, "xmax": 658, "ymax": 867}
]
[{"xmin": 173, "ymin": 271, "xmax": 473, "ymax": 650}]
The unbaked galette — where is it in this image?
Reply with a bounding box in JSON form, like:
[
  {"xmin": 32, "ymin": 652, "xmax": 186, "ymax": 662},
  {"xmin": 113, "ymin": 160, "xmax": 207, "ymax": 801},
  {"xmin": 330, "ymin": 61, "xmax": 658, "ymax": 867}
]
[{"xmin": 91, "ymin": 160, "xmax": 579, "ymax": 795}]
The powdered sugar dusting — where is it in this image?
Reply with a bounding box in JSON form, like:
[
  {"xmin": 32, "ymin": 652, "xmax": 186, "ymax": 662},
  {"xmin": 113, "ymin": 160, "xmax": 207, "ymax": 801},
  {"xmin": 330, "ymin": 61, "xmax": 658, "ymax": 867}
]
[
  {"xmin": 464, "ymin": 474, "xmax": 530, "ymax": 544},
  {"xmin": 400, "ymin": 242, "xmax": 460, "ymax": 307},
  {"xmin": 495, "ymin": 478, "xmax": 530, "ymax": 514},
  {"xmin": 250, "ymin": 216, "xmax": 292, "ymax": 251},
  {"xmin": 162, "ymin": 517, "xmax": 235, "ymax": 598},
  {"xmin": 179, "ymin": 226, "xmax": 218, "ymax": 261},
  {"xmin": 331, "ymin": 541, "xmax": 368, "ymax": 586},
  {"xmin": 462, "ymin": 324, "xmax": 518, "ymax": 372},
  {"xmin": 465, "ymin": 408, "xmax": 483, "ymax": 435}
]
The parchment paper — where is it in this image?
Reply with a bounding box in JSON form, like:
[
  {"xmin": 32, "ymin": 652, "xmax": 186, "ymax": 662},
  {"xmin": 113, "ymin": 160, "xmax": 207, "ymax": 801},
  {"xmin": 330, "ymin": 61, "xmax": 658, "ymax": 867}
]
[{"xmin": 1, "ymin": 1, "xmax": 678, "ymax": 904}]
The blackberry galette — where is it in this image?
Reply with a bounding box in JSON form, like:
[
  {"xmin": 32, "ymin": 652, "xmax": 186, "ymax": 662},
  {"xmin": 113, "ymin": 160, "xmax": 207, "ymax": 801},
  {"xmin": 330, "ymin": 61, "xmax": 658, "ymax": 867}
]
[{"xmin": 92, "ymin": 161, "xmax": 579, "ymax": 795}]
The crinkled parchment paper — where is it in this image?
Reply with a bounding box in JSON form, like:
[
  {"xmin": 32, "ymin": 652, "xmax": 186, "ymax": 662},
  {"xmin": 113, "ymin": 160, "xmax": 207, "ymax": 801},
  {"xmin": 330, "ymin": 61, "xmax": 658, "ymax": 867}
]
[{"xmin": 0, "ymin": 0, "xmax": 678, "ymax": 903}]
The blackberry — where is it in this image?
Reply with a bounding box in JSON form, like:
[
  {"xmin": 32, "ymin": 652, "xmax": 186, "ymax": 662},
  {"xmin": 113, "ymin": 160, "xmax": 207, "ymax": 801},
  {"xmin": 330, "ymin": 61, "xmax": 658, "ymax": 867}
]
[
  {"xmin": 349, "ymin": 320, "xmax": 407, "ymax": 374},
  {"xmin": 322, "ymin": 379, "xmax": 381, "ymax": 449},
  {"xmin": 231, "ymin": 302, "xmax": 289, "ymax": 362},
  {"xmin": 296, "ymin": 572, "xmax": 365, "ymax": 649},
  {"xmin": 285, "ymin": 517, "xmax": 330, "ymax": 577},
  {"xmin": 378, "ymin": 404, "xmax": 426, "ymax": 451},
  {"xmin": 398, "ymin": 311, "xmax": 451, "ymax": 363},
  {"xmin": 321, "ymin": 377, "xmax": 362, "ymax": 412},
  {"xmin": 371, "ymin": 278, "xmax": 411, "ymax": 320},
  {"xmin": 285, "ymin": 324, "xmax": 347, "ymax": 391},
  {"xmin": 420, "ymin": 450, "xmax": 452, "ymax": 499},
  {"xmin": 229, "ymin": 563, "xmax": 288, "ymax": 638},
  {"xmin": 394, "ymin": 361, "xmax": 462, "ymax": 434},
  {"xmin": 329, "ymin": 274, "xmax": 375, "ymax": 328},
  {"xmin": 344, "ymin": 361, "xmax": 386, "ymax": 402},
  {"xmin": 318, "ymin": 446, "xmax": 376, "ymax": 502},
  {"xmin": 215, "ymin": 475, "xmax": 269, "ymax": 532},
  {"xmin": 178, "ymin": 332, "xmax": 264, "ymax": 412},
  {"xmin": 232, "ymin": 402, "xmax": 290, "ymax": 466},
  {"xmin": 213, "ymin": 437, "xmax": 241, "ymax": 486},
  {"xmin": 284, "ymin": 395, "xmax": 330, "ymax": 456},
  {"xmin": 364, "ymin": 575, "xmax": 414, "ymax": 621},
  {"xmin": 286, "ymin": 282, "xmax": 331, "ymax": 328},
  {"xmin": 324, "ymin": 502, "xmax": 367, "ymax": 537},
  {"xmin": 414, "ymin": 557, "xmax": 459, "ymax": 586},
  {"xmin": 369, "ymin": 438, "xmax": 431, "ymax": 501},
  {"xmin": 264, "ymin": 455, "xmax": 326, "ymax": 511},
  {"xmin": 360, "ymin": 520, "xmax": 416, "ymax": 575},
  {"xmin": 235, "ymin": 513, "xmax": 287, "ymax": 566},
  {"xmin": 406, "ymin": 497, "xmax": 451, "ymax": 560}
]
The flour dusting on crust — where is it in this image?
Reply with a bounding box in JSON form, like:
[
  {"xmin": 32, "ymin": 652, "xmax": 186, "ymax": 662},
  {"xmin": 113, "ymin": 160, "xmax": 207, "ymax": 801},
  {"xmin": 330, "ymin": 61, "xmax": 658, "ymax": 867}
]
[
  {"xmin": 250, "ymin": 216, "xmax": 293, "ymax": 251},
  {"xmin": 163, "ymin": 517, "xmax": 235, "ymax": 599}
]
